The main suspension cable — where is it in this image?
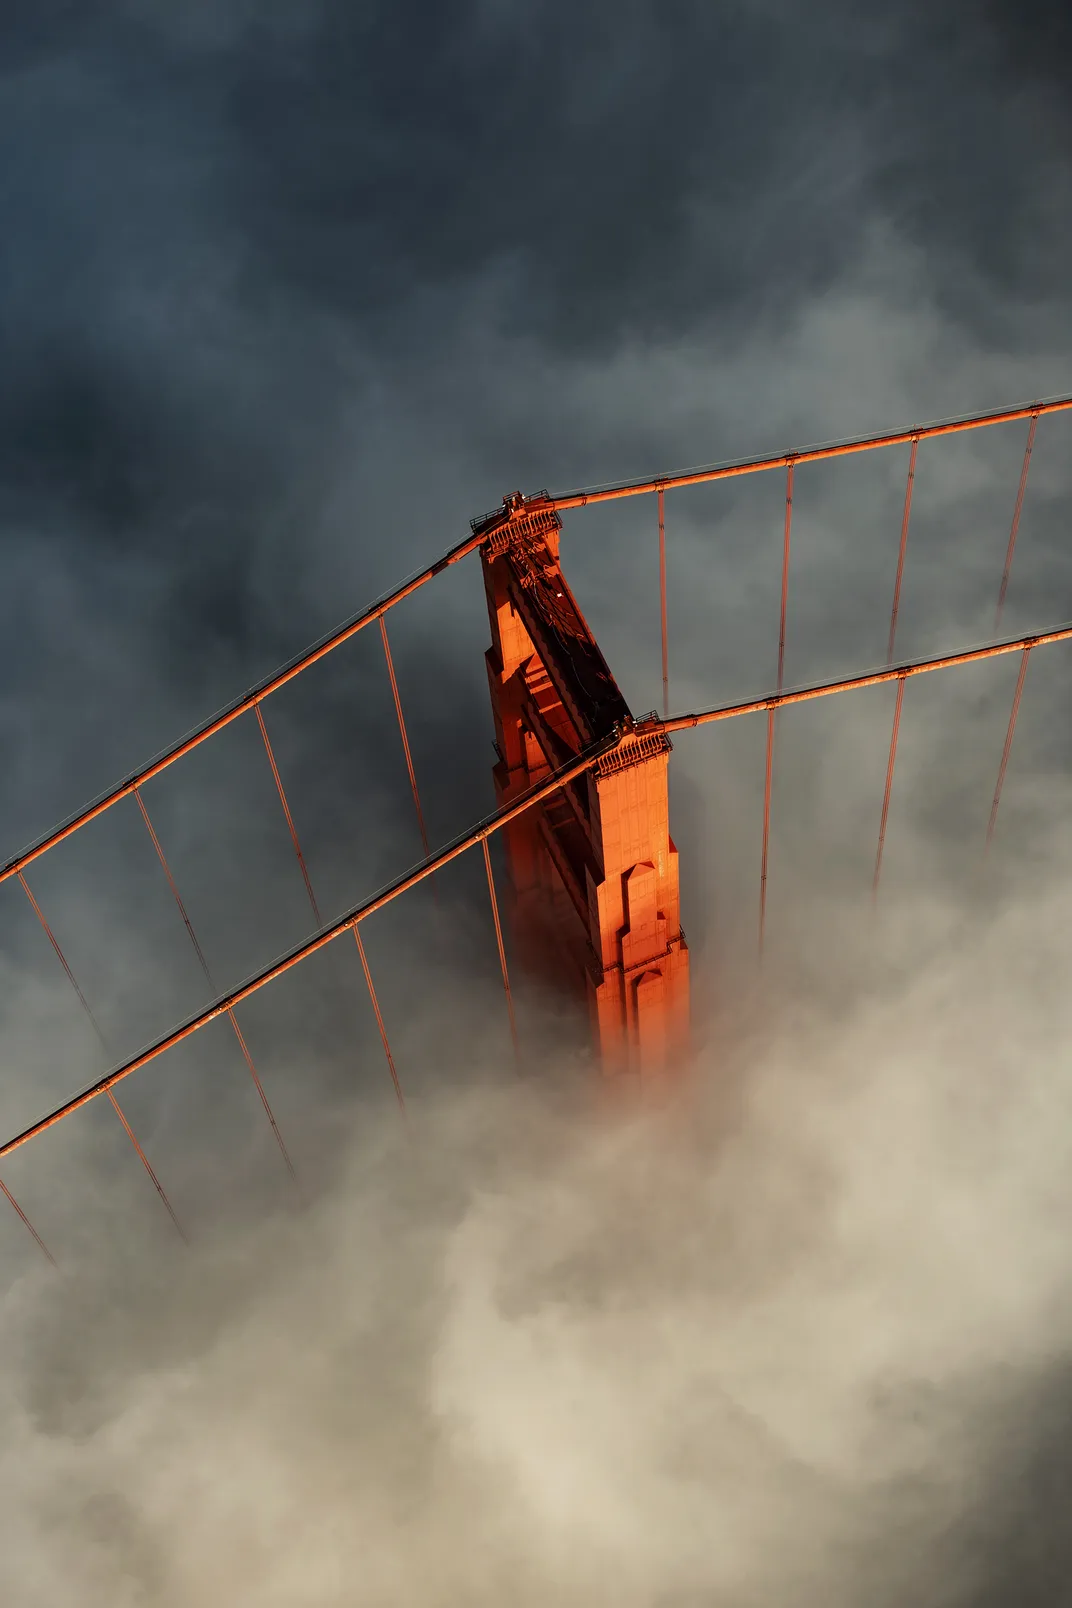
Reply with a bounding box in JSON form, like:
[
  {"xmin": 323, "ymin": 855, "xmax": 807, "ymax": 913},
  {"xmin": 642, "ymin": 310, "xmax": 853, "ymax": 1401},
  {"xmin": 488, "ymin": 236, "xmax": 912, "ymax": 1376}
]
[
  {"xmin": 5, "ymin": 394, "xmax": 1069, "ymax": 910},
  {"xmin": 662, "ymin": 623, "xmax": 1072, "ymax": 734},
  {"xmin": 0, "ymin": 741, "xmax": 611, "ymax": 1164},
  {"xmin": 4, "ymin": 626, "xmax": 1072, "ymax": 1169},
  {"xmin": 0, "ymin": 528, "xmax": 487, "ymax": 892},
  {"xmin": 551, "ymin": 394, "xmax": 1072, "ymax": 509}
]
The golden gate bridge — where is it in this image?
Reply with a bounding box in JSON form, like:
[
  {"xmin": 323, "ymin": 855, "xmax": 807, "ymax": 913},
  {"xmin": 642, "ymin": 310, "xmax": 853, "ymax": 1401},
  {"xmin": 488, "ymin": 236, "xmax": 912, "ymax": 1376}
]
[{"xmin": 1, "ymin": 394, "xmax": 1069, "ymax": 1262}]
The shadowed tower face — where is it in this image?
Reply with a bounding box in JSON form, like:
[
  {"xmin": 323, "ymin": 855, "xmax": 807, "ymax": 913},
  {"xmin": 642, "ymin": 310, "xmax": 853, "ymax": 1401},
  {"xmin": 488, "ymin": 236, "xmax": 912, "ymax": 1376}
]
[{"xmin": 479, "ymin": 495, "xmax": 690, "ymax": 1077}]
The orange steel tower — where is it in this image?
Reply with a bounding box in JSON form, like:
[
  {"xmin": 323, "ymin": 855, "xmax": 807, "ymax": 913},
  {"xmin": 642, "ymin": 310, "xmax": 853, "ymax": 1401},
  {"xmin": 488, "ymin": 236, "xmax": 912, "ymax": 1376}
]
[{"xmin": 475, "ymin": 493, "xmax": 690, "ymax": 1076}]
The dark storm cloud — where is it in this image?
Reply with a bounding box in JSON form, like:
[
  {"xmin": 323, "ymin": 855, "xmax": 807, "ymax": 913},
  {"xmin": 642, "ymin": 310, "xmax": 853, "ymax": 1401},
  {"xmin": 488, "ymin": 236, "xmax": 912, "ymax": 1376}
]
[
  {"xmin": 7, "ymin": 0, "xmax": 1066, "ymax": 362},
  {"xmin": 2, "ymin": 0, "xmax": 1069, "ymax": 680},
  {"xmin": 191, "ymin": 2, "xmax": 1069, "ymax": 340},
  {"xmin": 100, "ymin": 1, "xmax": 1071, "ymax": 350},
  {"xmin": 2, "ymin": 0, "xmax": 1068, "ymax": 799}
]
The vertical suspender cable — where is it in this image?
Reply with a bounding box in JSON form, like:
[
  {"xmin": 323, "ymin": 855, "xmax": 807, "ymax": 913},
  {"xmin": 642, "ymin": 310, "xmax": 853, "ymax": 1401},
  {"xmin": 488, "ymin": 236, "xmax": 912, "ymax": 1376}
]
[
  {"xmin": 227, "ymin": 1010, "xmax": 297, "ymax": 1180},
  {"xmin": 13, "ymin": 644, "xmax": 1072, "ymax": 1172},
  {"xmin": 658, "ymin": 487, "xmax": 669, "ymax": 720},
  {"xmin": 483, "ymin": 836, "xmax": 520, "ymax": 1064},
  {"xmin": 353, "ymin": 927, "xmax": 406, "ymax": 1110},
  {"xmin": 18, "ymin": 871, "xmax": 108, "ymax": 1054},
  {"xmin": 251, "ymin": 719, "xmax": 405, "ymax": 1108},
  {"xmin": 985, "ymin": 647, "xmax": 1032, "ymax": 852},
  {"xmin": 108, "ymin": 1089, "xmax": 184, "ymax": 1238},
  {"xmin": 0, "ymin": 888, "xmax": 59, "ymax": 1256},
  {"xmin": 105, "ymin": 1090, "xmax": 187, "ymax": 1242},
  {"xmin": 777, "ymin": 464, "xmax": 794, "ymax": 693},
  {"xmin": 0, "ymin": 1177, "xmax": 55, "ymax": 1265},
  {"xmin": 4, "ymin": 397, "xmax": 1071, "ymax": 909},
  {"xmin": 133, "ymin": 789, "xmax": 212, "ymax": 976},
  {"xmin": 873, "ymin": 442, "xmax": 918, "ymax": 904},
  {"xmin": 380, "ymin": 617, "xmax": 432, "ymax": 862},
  {"xmin": 759, "ymin": 709, "xmax": 776, "ymax": 957},
  {"xmin": 134, "ymin": 786, "xmax": 297, "ymax": 1183},
  {"xmin": 255, "ymin": 704, "xmax": 322, "ymax": 927},
  {"xmin": 18, "ymin": 871, "xmax": 184, "ymax": 1239},
  {"xmin": 759, "ymin": 462, "xmax": 794, "ymax": 955},
  {"xmin": 888, "ymin": 438, "xmax": 918, "ymax": 664},
  {"xmin": 872, "ymin": 676, "xmax": 907, "ymax": 898},
  {"xmin": 995, "ymin": 414, "xmax": 1039, "ymax": 633}
]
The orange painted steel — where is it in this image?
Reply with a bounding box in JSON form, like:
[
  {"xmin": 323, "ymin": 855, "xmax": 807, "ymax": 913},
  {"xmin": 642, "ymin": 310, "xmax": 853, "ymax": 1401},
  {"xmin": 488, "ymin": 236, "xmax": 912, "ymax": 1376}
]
[
  {"xmin": 985, "ymin": 647, "xmax": 1032, "ymax": 851},
  {"xmin": 482, "ymin": 837, "xmax": 520, "ymax": 1064},
  {"xmin": 0, "ymin": 746, "xmax": 604, "ymax": 1164},
  {"xmin": 6, "ymin": 395, "xmax": 1066, "ymax": 907},
  {"xmin": 658, "ymin": 487, "xmax": 669, "ymax": 720},
  {"xmin": 353, "ymin": 928, "xmax": 405, "ymax": 1111},
  {"xmin": 550, "ymin": 395, "xmax": 1072, "ymax": 510},
  {"xmin": 135, "ymin": 786, "xmax": 297, "ymax": 1181},
  {"xmin": 6, "ymin": 396, "xmax": 1072, "ymax": 1141},
  {"xmin": 872, "ymin": 676, "xmax": 907, "ymax": 897},
  {"xmin": 0, "ymin": 528, "xmax": 486, "ymax": 892},
  {"xmin": 4, "ymin": 617, "xmax": 1071, "ymax": 1161},
  {"xmin": 18, "ymin": 871, "xmax": 108, "ymax": 1053},
  {"xmin": 379, "ymin": 616, "xmax": 432, "ymax": 862},
  {"xmin": 106, "ymin": 1089, "xmax": 187, "ymax": 1241},
  {"xmin": 995, "ymin": 414, "xmax": 1039, "ymax": 632},
  {"xmin": 255, "ymin": 704, "xmax": 323, "ymax": 927},
  {"xmin": 481, "ymin": 511, "xmax": 688, "ymax": 1075},
  {"xmin": 888, "ymin": 438, "xmax": 918, "ymax": 664},
  {"xmin": 0, "ymin": 1176, "xmax": 55, "ymax": 1264}
]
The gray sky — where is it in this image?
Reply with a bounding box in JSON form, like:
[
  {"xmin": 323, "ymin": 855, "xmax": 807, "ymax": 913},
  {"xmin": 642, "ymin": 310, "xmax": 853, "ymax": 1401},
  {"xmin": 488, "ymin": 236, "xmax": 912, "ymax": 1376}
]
[{"xmin": 2, "ymin": 3, "xmax": 1072, "ymax": 1603}]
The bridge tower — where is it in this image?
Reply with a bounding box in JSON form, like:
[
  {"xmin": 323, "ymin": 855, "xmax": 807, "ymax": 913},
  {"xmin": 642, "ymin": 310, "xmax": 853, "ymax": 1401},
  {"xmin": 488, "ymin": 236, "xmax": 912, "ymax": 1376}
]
[{"xmin": 476, "ymin": 493, "xmax": 689, "ymax": 1077}]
